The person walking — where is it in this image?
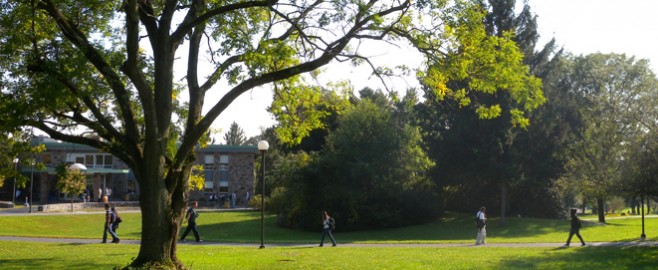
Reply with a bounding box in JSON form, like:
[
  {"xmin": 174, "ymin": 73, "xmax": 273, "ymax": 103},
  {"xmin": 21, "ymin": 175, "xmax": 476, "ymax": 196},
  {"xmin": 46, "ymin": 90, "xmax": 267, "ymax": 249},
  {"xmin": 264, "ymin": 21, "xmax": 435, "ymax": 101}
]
[
  {"xmin": 180, "ymin": 201, "xmax": 202, "ymax": 242},
  {"xmin": 319, "ymin": 211, "xmax": 336, "ymax": 247},
  {"xmin": 564, "ymin": 208, "xmax": 586, "ymax": 247},
  {"xmin": 475, "ymin": 206, "xmax": 487, "ymax": 245},
  {"xmin": 102, "ymin": 204, "xmax": 120, "ymax": 243},
  {"xmin": 111, "ymin": 207, "xmax": 123, "ymax": 234}
]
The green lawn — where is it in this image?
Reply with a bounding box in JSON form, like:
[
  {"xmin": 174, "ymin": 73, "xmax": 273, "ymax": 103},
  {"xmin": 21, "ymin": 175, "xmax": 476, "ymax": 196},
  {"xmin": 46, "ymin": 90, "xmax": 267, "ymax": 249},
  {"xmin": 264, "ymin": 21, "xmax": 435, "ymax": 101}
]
[
  {"xmin": 0, "ymin": 210, "xmax": 655, "ymax": 243},
  {"xmin": 0, "ymin": 241, "xmax": 657, "ymax": 270},
  {"xmin": 1, "ymin": 210, "xmax": 657, "ymax": 269}
]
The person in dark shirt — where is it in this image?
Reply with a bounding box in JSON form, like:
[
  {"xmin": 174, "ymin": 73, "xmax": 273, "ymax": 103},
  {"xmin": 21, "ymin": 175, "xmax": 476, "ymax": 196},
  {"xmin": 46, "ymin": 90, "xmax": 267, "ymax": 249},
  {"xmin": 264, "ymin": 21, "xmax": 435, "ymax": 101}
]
[
  {"xmin": 180, "ymin": 201, "xmax": 202, "ymax": 242},
  {"xmin": 564, "ymin": 208, "xmax": 586, "ymax": 247}
]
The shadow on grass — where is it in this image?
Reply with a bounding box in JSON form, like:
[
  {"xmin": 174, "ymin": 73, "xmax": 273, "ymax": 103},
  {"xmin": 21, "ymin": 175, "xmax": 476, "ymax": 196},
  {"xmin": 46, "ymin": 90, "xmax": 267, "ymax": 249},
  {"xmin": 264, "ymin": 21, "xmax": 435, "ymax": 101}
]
[{"xmin": 498, "ymin": 246, "xmax": 658, "ymax": 270}]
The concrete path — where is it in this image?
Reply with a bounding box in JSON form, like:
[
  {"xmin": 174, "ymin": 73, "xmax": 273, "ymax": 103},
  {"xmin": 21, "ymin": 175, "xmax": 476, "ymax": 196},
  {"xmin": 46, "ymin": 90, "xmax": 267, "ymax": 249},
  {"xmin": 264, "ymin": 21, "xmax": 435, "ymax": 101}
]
[{"xmin": 1, "ymin": 236, "xmax": 656, "ymax": 248}]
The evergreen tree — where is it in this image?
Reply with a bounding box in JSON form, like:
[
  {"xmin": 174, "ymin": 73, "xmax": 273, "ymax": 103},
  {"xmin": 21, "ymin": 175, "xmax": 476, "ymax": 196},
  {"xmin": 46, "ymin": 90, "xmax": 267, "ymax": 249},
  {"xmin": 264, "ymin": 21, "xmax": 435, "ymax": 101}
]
[{"xmin": 223, "ymin": 122, "xmax": 247, "ymax": 146}]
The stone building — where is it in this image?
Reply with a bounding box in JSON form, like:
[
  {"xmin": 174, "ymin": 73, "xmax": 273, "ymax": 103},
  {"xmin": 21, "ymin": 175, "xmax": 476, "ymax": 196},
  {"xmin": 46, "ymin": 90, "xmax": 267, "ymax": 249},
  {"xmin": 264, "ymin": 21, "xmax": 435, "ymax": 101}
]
[{"xmin": 5, "ymin": 136, "xmax": 258, "ymax": 206}]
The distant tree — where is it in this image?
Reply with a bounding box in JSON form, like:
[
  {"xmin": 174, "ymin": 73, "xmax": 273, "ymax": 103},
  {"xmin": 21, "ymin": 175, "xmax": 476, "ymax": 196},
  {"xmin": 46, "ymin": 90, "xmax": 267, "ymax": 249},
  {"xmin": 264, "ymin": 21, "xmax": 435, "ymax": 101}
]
[
  {"xmin": 223, "ymin": 122, "xmax": 247, "ymax": 146},
  {"xmin": 561, "ymin": 53, "xmax": 658, "ymax": 223},
  {"xmin": 415, "ymin": 0, "xmax": 553, "ymax": 221},
  {"xmin": 278, "ymin": 92, "xmax": 439, "ymax": 231},
  {"xmin": 56, "ymin": 164, "xmax": 87, "ymax": 212},
  {"xmin": 0, "ymin": 131, "xmax": 45, "ymax": 189}
]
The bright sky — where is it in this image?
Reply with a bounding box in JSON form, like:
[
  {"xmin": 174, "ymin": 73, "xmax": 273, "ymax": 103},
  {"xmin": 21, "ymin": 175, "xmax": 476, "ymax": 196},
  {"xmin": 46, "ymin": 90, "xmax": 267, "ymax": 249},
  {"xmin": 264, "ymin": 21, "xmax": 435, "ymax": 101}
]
[{"xmin": 209, "ymin": 0, "xmax": 658, "ymax": 140}]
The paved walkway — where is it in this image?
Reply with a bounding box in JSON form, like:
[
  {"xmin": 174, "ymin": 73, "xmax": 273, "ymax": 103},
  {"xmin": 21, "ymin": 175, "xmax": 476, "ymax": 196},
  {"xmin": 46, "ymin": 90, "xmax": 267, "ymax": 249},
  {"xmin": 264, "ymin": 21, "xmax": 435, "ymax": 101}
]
[{"xmin": 1, "ymin": 236, "xmax": 656, "ymax": 248}]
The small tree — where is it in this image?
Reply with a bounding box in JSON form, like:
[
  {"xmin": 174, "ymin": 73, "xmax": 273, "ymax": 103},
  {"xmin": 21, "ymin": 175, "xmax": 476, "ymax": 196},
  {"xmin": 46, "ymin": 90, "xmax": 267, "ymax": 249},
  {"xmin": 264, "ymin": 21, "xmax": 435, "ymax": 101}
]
[
  {"xmin": 56, "ymin": 165, "xmax": 87, "ymax": 212},
  {"xmin": 223, "ymin": 122, "xmax": 247, "ymax": 146}
]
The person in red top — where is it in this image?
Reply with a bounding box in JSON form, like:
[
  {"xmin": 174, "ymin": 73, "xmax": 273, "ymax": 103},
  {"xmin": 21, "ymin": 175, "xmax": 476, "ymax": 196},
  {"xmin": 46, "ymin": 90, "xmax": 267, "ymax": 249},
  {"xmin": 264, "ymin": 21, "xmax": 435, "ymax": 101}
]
[{"xmin": 319, "ymin": 211, "xmax": 337, "ymax": 247}]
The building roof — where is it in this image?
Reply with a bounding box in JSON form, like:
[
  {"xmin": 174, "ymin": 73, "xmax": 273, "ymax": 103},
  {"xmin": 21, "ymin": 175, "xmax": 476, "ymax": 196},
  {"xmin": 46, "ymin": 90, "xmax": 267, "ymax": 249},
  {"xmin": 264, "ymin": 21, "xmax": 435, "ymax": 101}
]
[
  {"xmin": 21, "ymin": 167, "xmax": 130, "ymax": 175},
  {"xmin": 32, "ymin": 136, "xmax": 259, "ymax": 154}
]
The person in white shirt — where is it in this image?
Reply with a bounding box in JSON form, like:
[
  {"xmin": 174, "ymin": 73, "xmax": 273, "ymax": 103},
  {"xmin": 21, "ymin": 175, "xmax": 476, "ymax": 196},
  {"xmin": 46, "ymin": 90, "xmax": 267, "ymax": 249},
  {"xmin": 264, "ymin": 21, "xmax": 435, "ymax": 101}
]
[{"xmin": 475, "ymin": 206, "xmax": 487, "ymax": 245}]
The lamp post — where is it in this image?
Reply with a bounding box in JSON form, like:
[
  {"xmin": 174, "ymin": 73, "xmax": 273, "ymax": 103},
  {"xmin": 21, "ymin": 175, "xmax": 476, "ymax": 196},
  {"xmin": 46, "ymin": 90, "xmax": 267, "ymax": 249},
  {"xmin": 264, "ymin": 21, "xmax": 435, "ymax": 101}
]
[
  {"xmin": 68, "ymin": 163, "xmax": 88, "ymax": 212},
  {"xmin": 28, "ymin": 159, "xmax": 34, "ymax": 213},
  {"xmin": 12, "ymin": 158, "xmax": 18, "ymax": 204},
  {"xmin": 641, "ymin": 196, "xmax": 646, "ymax": 240},
  {"xmin": 257, "ymin": 140, "xmax": 269, "ymax": 249}
]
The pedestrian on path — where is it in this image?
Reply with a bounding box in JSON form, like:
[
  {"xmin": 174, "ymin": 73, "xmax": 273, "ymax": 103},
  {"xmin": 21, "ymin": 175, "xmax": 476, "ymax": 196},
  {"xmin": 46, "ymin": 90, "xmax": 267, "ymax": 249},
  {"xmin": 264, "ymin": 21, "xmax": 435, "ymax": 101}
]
[
  {"xmin": 475, "ymin": 206, "xmax": 487, "ymax": 245},
  {"xmin": 111, "ymin": 207, "xmax": 123, "ymax": 234},
  {"xmin": 102, "ymin": 204, "xmax": 120, "ymax": 243},
  {"xmin": 319, "ymin": 210, "xmax": 336, "ymax": 247},
  {"xmin": 564, "ymin": 208, "xmax": 586, "ymax": 247},
  {"xmin": 180, "ymin": 201, "xmax": 202, "ymax": 242}
]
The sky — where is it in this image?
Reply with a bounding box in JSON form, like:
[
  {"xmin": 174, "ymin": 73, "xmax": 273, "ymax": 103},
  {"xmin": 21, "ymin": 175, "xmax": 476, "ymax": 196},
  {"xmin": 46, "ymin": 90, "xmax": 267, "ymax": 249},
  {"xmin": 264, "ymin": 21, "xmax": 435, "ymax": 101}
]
[{"xmin": 210, "ymin": 0, "xmax": 658, "ymax": 141}]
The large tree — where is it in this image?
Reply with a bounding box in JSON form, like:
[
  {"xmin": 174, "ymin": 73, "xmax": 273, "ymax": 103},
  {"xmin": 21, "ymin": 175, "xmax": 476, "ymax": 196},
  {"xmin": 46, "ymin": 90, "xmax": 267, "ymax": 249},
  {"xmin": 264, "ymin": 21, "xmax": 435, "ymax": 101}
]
[
  {"xmin": 277, "ymin": 91, "xmax": 439, "ymax": 231},
  {"xmin": 560, "ymin": 53, "xmax": 658, "ymax": 223},
  {"xmin": 0, "ymin": 0, "xmax": 543, "ymax": 268},
  {"xmin": 415, "ymin": 0, "xmax": 554, "ymax": 221}
]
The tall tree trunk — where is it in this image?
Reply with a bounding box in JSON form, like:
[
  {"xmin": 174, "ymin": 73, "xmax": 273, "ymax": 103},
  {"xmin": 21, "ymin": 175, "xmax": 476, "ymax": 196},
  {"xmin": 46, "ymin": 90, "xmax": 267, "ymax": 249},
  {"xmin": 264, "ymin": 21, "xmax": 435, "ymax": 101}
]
[
  {"xmin": 500, "ymin": 180, "xmax": 507, "ymax": 225},
  {"xmin": 130, "ymin": 155, "xmax": 189, "ymax": 269},
  {"xmin": 596, "ymin": 196, "xmax": 606, "ymax": 223}
]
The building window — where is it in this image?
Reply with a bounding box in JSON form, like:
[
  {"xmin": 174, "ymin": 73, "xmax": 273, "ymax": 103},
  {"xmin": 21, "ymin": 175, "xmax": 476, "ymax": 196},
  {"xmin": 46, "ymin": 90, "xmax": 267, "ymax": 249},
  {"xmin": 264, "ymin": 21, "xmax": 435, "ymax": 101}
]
[
  {"xmin": 41, "ymin": 154, "xmax": 52, "ymax": 165},
  {"xmin": 205, "ymin": 155, "xmax": 215, "ymax": 164},
  {"xmin": 218, "ymin": 155, "xmax": 229, "ymax": 192},
  {"xmin": 71, "ymin": 154, "xmax": 113, "ymax": 168},
  {"xmin": 103, "ymin": 155, "xmax": 113, "ymax": 168},
  {"xmin": 85, "ymin": 155, "xmax": 94, "ymax": 167},
  {"xmin": 219, "ymin": 170, "xmax": 229, "ymax": 193},
  {"xmin": 204, "ymin": 170, "xmax": 214, "ymax": 192}
]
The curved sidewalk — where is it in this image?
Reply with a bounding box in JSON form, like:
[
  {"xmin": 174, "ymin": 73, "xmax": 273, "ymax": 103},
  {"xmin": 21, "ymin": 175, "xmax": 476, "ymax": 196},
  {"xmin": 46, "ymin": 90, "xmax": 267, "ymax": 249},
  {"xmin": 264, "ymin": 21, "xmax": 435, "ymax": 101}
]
[{"xmin": 1, "ymin": 236, "xmax": 656, "ymax": 248}]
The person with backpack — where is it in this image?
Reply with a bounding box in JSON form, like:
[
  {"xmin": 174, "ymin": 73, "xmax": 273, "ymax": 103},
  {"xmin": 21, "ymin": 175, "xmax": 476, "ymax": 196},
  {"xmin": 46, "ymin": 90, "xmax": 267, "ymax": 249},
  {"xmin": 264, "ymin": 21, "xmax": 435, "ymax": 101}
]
[
  {"xmin": 319, "ymin": 210, "xmax": 336, "ymax": 247},
  {"xmin": 564, "ymin": 208, "xmax": 586, "ymax": 247},
  {"xmin": 111, "ymin": 206, "xmax": 123, "ymax": 234},
  {"xmin": 102, "ymin": 203, "xmax": 120, "ymax": 243},
  {"xmin": 180, "ymin": 201, "xmax": 202, "ymax": 242},
  {"xmin": 475, "ymin": 206, "xmax": 487, "ymax": 245}
]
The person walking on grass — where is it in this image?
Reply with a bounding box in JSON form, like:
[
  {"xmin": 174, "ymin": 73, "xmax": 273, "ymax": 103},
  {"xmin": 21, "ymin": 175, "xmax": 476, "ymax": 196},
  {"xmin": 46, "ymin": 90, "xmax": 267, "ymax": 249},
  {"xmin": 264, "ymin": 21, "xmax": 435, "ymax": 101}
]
[
  {"xmin": 102, "ymin": 204, "xmax": 120, "ymax": 243},
  {"xmin": 180, "ymin": 201, "xmax": 202, "ymax": 242},
  {"xmin": 475, "ymin": 206, "xmax": 487, "ymax": 245},
  {"xmin": 319, "ymin": 211, "xmax": 337, "ymax": 247},
  {"xmin": 564, "ymin": 208, "xmax": 586, "ymax": 247}
]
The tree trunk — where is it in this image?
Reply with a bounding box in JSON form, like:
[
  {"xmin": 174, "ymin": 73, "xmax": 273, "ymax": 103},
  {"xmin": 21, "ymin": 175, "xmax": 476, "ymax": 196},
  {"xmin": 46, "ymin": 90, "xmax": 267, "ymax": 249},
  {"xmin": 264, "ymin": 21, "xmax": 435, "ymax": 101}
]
[
  {"xmin": 500, "ymin": 180, "xmax": 507, "ymax": 225},
  {"xmin": 597, "ymin": 196, "xmax": 606, "ymax": 223},
  {"xmin": 130, "ymin": 156, "xmax": 190, "ymax": 269}
]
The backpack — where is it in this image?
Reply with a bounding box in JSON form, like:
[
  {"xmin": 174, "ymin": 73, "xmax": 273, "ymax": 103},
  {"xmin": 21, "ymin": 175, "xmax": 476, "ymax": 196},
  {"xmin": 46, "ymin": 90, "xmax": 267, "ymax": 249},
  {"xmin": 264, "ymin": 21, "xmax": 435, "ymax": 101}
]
[{"xmin": 329, "ymin": 217, "xmax": 336, "ymax": 230}]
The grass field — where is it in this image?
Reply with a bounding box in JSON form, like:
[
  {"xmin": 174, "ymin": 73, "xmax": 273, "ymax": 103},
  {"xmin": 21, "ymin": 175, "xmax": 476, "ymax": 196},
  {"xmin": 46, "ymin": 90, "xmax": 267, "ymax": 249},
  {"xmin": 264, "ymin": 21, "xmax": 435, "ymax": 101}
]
[
  {"xmin": 1, "ymin": 209, "xmax": 656, "ymax": 243},
  {"xmin": 1, "ymin": 209, "xmax": 657, "ymax": 269}
]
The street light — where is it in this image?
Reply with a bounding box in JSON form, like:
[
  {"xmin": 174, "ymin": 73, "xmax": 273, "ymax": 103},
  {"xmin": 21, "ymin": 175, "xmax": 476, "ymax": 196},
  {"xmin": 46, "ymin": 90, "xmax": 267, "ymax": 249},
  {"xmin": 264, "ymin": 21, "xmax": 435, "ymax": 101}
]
[
  {"xmin": 68, "ymin": 163, "xmax": 88, "ymax": 212},
  {"xmin": 28, "ymin": 159, "xmax": 34, "ymax": 213},
  {"xmin": 12, "ymin": 158, "xmax": 18, "ymax": 204},
  {"xmin": 641, "ymin": 196, "xmax": 646, "ymax": 240},
  {"xmin": 257, "ymin": 140, "xmax": 269, "ymax": 249}
]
